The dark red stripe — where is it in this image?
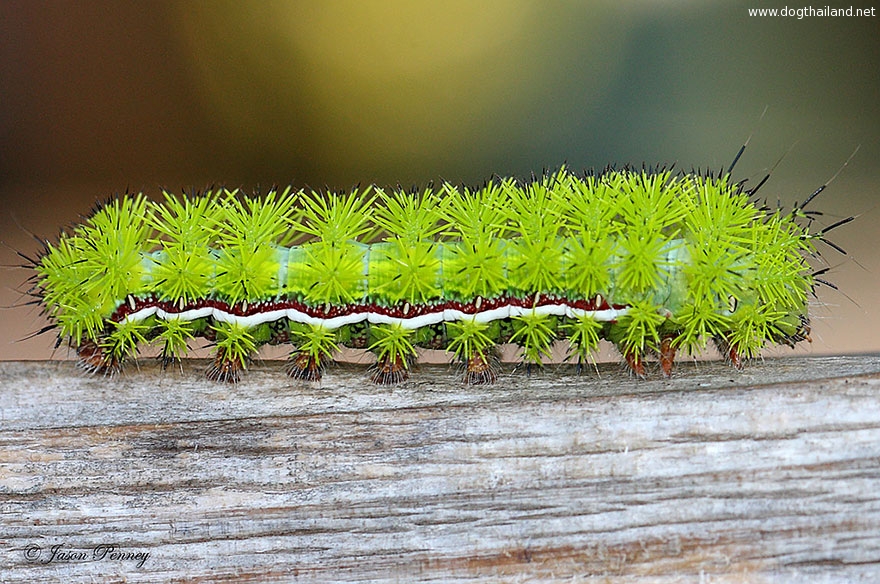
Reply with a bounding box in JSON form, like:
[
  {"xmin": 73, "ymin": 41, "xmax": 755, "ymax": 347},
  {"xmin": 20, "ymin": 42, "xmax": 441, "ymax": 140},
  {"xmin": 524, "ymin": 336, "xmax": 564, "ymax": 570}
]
[{"xmin": 111, "ymin": 293, "xmax": 625, "ymax": 323}]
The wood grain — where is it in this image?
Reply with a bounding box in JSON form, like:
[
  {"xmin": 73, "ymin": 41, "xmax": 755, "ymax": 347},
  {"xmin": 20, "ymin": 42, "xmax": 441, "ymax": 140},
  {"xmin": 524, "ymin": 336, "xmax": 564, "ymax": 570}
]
[{"xmin": 2, "ymin": 355, "xmax": 880, "ymax": 583}]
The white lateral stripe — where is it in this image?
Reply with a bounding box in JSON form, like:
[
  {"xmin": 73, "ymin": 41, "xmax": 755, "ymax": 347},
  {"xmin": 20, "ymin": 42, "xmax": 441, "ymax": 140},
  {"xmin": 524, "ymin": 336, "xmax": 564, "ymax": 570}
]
[{"xmin": 123, "ymin": 303, "xmax": 629, "ymax": 329}]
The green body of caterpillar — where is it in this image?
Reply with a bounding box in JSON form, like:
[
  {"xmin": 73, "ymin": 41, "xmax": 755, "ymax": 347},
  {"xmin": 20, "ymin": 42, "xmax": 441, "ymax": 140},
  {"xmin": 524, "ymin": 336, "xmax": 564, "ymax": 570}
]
[{"xmin": 34, "ymin": 168, "xmax": 816, "ymax": 383}]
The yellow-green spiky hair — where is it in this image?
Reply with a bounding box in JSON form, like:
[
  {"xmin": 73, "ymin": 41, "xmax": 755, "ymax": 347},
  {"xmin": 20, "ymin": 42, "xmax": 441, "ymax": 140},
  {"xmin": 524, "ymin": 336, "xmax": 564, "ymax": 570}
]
[
  {"xmin": 37, "ymin": 195, "xmax": 150, "ymax": 347},
  {"xmin": 213, "ymin": 187, "xmax": 297, "ymax": 304}
]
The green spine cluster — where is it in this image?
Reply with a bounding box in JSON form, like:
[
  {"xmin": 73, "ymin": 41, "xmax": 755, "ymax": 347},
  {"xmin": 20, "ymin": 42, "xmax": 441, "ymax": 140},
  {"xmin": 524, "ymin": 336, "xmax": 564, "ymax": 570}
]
[{"xmin": 35, "ymin": 168, "xmax": 817, "ymax": 381}]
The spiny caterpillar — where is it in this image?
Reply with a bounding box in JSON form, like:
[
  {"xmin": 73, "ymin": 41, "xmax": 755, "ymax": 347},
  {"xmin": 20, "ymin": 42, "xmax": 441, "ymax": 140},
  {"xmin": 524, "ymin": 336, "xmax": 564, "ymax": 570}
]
[{"xmin": 30, "ymin": 156, "xmax": 850, "ymax": 384}]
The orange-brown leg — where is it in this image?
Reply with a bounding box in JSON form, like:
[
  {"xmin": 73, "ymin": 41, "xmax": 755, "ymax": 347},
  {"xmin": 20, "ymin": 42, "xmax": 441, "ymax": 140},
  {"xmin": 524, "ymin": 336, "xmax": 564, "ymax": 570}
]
[
  {"xmin": 728, "ymin": 346, "xmax": 743, "ymax": 370},
  {"xmin": 76, "ymin": 339, "xmax": 121, "ymax": 376},
  {"xmin": 207, "ymin": 350, "xmax": 242, "ymax": 383},
  {"xmin": 714, "ymin": 337, "xmax": 743, "ymax": 371},
  {"xmin": 286, "ymin": 352, "xmax": 326, "ymax": 382},
  {"xmin": 371, "ymin": 355, "xmax": 409, "ymax": 384},
  {"xmin": 624, "ymin": 350, "xmax": 646, "ymax": 379},
  {"xmin": 464, "ymin": 354, "xmax": 497, "ymax": 385},
  {"xmin": 659, "ymin": 336, "xmax": 676, "ymax": 378}
]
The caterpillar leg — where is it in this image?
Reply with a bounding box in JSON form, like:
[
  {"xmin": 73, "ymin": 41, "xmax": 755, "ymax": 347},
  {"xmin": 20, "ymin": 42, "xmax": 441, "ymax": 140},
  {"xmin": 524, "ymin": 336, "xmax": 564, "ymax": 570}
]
[
  {"xmin": 286, "ymin": 351, "xmax": 329, "ymax": 382},
  {"xmin": 370, "ymin": 354, "xmax": 410, "ymax": 384},
  {"xmin": 207, "ymin": 349, "xmax": 245, "ymax": 383},
  {"xmin": 623, "ymin": 350, "xmax": 647, "ymax": 379},
  {"xmin": 659, "ymin": 336, "xmax": 676, "ymax": 377},
  {"xmin": 463, "ymin": 353, "xmax": 497, "ymax": 385},
  {"xmin": 286, "ymin": 324, "xmax": 337, "ymax": 382},
  {"xmin": 727, "ymin": 347, "xmax": 743, "ymax": 370},
  {"xmin": 368, "ymin": 323, "xmax": 416, "ymax": 384},
  {"xmin": 75, "ymin": 339, "xmax": 122, "ymax": 376},
  {"xmin": 206, "ymin": 322, "xmax": 257, "ymax": 383},
  {"xmin": 714, "ymin": 337, "xmax": 744, "ymax": 370}
]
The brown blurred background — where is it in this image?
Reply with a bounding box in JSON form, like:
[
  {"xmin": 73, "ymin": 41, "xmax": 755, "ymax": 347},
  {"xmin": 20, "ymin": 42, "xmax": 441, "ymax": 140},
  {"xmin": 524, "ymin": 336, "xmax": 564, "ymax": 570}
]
[{"xmin": 1, "ymin": 1, "xmax": 878, "ymax": 361}]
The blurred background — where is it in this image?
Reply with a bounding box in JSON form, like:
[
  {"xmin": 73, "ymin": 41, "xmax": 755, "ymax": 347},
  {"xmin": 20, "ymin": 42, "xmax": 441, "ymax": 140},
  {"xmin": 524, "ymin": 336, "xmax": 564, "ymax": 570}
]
[{"xmin": 1, "ymin": 0, "xmax": 878, "ymax": 361}]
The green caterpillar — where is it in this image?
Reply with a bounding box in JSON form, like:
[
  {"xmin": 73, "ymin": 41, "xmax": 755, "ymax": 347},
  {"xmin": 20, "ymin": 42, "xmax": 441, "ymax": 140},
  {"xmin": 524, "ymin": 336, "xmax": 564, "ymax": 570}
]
[{"xmin": 33, "ymin": 163, "xmax": 841, "ymax": 383}]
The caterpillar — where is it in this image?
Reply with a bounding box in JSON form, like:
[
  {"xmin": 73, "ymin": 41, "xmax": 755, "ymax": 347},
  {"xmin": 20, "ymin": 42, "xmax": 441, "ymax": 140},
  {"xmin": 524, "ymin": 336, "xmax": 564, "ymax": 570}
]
[{"xmin": 29, "ymin": 155, "xmax": 850, "ymax": 384}]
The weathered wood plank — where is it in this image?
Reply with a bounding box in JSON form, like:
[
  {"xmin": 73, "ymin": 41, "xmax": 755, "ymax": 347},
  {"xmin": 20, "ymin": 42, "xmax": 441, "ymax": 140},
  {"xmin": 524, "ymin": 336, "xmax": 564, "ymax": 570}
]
[{"xmin": 2, "ymin": 356, "xmax": 880, "ymax": 583}]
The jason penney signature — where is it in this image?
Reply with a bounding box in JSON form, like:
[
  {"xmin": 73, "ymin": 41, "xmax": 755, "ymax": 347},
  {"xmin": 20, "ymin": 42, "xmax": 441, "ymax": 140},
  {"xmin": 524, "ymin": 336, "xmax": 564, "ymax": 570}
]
[{"xmin": 24, "ymin": 543, "xmax": 149, "ymax": 568}]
